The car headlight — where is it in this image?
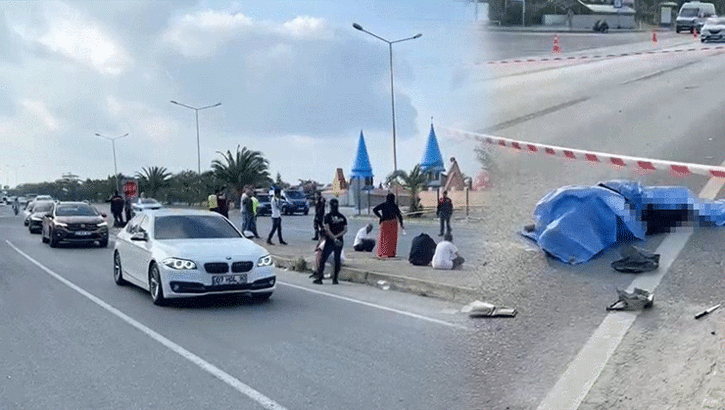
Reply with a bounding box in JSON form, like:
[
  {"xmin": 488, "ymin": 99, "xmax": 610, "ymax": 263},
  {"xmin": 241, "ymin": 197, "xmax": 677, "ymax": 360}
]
[
  {"xmin": 30, "ymin": 215, "xmax": 42, "ymax": 221},
  {"xmin": 257, "ymin": 254, "xmax": 273, "ymax": 267},
  {"xmin": 97, "ymin": 221, "xmax": 108, "ymax": 227},
  {"xmin": 162, "ymin": 258, "xmax": 197, "ymax": 270}
]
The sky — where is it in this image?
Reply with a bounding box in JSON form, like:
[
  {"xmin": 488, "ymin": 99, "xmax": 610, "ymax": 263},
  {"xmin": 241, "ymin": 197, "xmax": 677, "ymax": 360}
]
[{"xmin": 0, "ymin": 0, "xmax": 486, "ymax": 188}]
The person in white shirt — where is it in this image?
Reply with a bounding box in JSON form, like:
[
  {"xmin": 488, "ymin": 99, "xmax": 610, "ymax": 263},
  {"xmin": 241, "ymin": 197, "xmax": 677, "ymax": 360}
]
[
  {"xmin": 353, "ymin": 223, "xmax": 376, "ymax": 252},
  {"xmin": 431, "ymin": 233, "xmax": 465, "ymax": 270}
]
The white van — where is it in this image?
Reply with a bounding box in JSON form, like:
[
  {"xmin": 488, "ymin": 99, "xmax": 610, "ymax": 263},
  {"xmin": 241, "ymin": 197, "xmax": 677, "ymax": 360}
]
[{"xmin": 676, "ymin": 1, "xmax": 717, "ymax": 33}]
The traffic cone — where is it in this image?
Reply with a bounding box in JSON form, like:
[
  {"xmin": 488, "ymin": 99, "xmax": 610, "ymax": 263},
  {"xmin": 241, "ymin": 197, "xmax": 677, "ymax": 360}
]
[
  {"xmin": 693, "ymin": 28, "xmax": 698, "ymax": 38},
  {"xmin": 552, "ymin": 35, "xmax": 561, "ymax": 54},
  {"xmin": 652, "ymin": 31, "xmax": 657, "ymax": 43}
]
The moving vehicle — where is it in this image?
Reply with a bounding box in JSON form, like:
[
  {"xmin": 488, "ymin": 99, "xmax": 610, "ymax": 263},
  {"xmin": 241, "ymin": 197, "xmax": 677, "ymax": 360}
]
[
  {"xmin": 27, "ymin": 200, "xmax": 55, "ymax": 233},
  {"xmin": 281, "ymin": 189, "xmax": 309, "ymax": 215},
  {"xmin": 131, "ymin": 197, "xmax": 163, "ymax": 215},
  {"xmin": 41, "ymin": 202, "xmax": 109, "ymax": 247},
  {"xmin": 113, "ymin": 209, "xmax": 276, "ymax": 305},
  {"xmin": 676, "ymin": 1, "xmax": 716, "ymax": 33},
  {"xmin": 700, "ymin": 17, "xmax": 725, "ymax": 42}
]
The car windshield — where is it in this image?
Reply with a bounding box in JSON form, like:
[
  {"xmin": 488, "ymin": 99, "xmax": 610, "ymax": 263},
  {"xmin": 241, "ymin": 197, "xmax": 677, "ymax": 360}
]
[
  {"xmin": 285, "ymin": 191, "xmax": 305, "ymax": 199},
  {"xmin": 257, "ymin": 194, "xmax": 270, "ymax": 202},
  {"xmin": 140, "ymin": 198, "xmax": 159, "ymax": 204},
  {"xmin": 708, "ymin": 17, "xmax": 725, "ymax": 24},
  {"xmin": 154, "ymin": 215, "xmax": 242, "ymax": 240},
  {"xmin": 680, "ymin": 8, "xmax": 699, "ymax": 17},
  {"xmin": 56, "ymin": 204, "xmax": 99, "ymax": 216},
  {"xmin": 32, "ymin": 202, "xmax": 54, "ymax": 213}
]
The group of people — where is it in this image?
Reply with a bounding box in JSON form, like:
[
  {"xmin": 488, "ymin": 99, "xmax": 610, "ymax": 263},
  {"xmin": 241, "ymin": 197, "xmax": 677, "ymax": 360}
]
[
  {"xmin": 107, "ymin": 191, "xmax": 133, "ymax": 227},
  {"xmin": 207, "ymin": 188, "xmax": 230, "ymax": 218}
]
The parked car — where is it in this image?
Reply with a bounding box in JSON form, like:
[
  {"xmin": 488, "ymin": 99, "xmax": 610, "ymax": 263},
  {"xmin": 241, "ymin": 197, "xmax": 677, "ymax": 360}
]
[
  {"xmin": 676, "ymin": 1, "xmax": 716, "ymax": 33},
  {"xmin": 281, "ymin": 189, "xmax": 309, "ymax": 215},
  {"xmin": 255, "ymin": 193, "xmax": 272, "ymax": 216},
  {"xmin": 700, "ymin": 17, "xmax": 725, "ymax": 42},
  {"xmin": 41, "ymin": 202, "xmax": 109, "ymax": 247},
  {"xmin": 27, "ymin": 200, "xmax": 55, "ymax": 233},
  {"xmin": 131, "ymin": 197, "xmax": 162, "ymax": 215},
  {"xmin": 112, "ymin": 209, "xmax": 276, "ymax": 305}
]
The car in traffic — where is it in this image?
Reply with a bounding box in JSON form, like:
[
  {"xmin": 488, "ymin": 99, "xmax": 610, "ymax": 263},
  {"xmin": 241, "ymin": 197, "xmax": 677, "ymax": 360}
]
[
  {"xmin": 700, "ymin": 17, "xmax": 725, "ymax": 42},
  {"xmin": 41, "ymin": 202, "xmax": 109, "ymax": 247},
  {"xmin": 27, "ymin": 200, "xmax": 56, "ymax": 233},
  {"xmin": 281, "ymin": 189, "xmax": 309, "ymax": 215},
  {"xmin": 255, "ymin": 193, "xmax": 272, "ymax": 216},
  {"xmin": 676, "ymin": 1, "xmax": 716, "ymax": 33},
  {"xmin": 131, "ymin": 197, "xmax": 163, "ymax": 216},
  {"xmin": 112, "ymin": 209, "xmax": 276, "ymax": 305}
]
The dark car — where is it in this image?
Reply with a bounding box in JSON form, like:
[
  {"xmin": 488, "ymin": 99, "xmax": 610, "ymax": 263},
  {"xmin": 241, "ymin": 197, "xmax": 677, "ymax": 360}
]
[
  {"xmin": 42, "ymin": 202, "xmax": 109, "ymax": 248},
  {"xmin": 281, "ymin": 190, "xmax": 309, "ymax": 215},
  {"xmin": 256, "ymin": 193, "xmax": 272, "ymax": 216},
  {"xmin": 27, "ymin": 201, "xmax": 55, "ymax": 234}
]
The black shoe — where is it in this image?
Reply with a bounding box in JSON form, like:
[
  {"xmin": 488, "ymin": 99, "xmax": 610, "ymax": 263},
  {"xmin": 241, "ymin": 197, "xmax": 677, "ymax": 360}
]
[
  {"xmin": 309, "ymin": 273, "xmax": 316, "ymax": 278},
  {"xmin": 312, "ymin": 237, "xmax": 319, "ymax": 241},
  {"xmin": 332, "ymin": 279, "xmax": 339, "ymax": 285},
  {"xmin": 255, "ymin": 235, "xmax": 261, "ymax": 239},
  {"xmin": 312, "ymin": 279, "xmax": 323, "ymax": 285},
  {"xmin": 280, "ymin": 240, "xmax": 288, "ymax": 245},
  {"xmin": 438, "ymin": 233, "xmax": 444, "ymax": 236},
  {"xmin": 267, "ymin": 240, "xmax": 274, "ymax": 245}
]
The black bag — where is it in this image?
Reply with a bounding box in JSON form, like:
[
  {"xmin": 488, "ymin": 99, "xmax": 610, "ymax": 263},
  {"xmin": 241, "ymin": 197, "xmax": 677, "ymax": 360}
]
[{"xmin": 409, "ymin": 233, "xmax": 436, "ymax": 266}]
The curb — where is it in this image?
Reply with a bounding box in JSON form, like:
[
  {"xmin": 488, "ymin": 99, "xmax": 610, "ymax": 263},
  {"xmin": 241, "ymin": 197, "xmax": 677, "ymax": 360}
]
[{"xmin": 272, "ymin": 255, "xmax": 479, "ymax": 303}]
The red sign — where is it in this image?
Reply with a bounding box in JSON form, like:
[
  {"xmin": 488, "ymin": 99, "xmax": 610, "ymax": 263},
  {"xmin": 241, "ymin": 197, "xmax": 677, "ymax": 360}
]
[{"xmin": 122, "ymin": 180, "xmax": 138, "ymax": 200}]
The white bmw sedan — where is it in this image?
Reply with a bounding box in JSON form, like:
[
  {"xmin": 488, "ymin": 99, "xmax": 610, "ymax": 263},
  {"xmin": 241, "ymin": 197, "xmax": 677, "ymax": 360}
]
[{"xmin": 113, "ymin": 209, "xmax": 276, "ymax": 305}]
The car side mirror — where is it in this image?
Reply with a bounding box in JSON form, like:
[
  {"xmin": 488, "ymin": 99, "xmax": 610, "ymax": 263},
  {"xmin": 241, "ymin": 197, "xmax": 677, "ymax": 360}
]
[{"xmin": 131, "ymin": 231, "xmax": 148, "ymax": 241}]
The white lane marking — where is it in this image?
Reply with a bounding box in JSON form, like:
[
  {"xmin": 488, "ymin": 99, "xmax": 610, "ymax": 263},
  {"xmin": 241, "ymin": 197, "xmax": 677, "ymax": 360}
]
[
  {"xmin": 278, "ymin": 281, "xmax": 469, "ymax": 330},
  {"xmin": 6, "ymin": 241, "xmax": 288, "ymax": 410},
  {"xmin": 537, "ymin": 175, "xmax": 725, "ymax": 410}
]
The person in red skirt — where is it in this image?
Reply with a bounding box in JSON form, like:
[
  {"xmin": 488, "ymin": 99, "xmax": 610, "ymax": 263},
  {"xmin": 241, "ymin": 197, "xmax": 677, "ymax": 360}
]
[{"xmin": 373, "ymin": 193, "xmax": 404, "ymax": 258}]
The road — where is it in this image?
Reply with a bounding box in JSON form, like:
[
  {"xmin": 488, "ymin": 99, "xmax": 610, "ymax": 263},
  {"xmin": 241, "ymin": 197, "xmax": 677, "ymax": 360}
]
[{"xmin": 3, "ymin": 31, "xmax": 725, "ymax": 409}]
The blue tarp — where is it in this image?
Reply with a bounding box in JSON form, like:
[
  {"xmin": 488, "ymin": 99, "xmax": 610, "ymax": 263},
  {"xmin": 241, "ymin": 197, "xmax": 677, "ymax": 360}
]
[{"xmin": 522, "ymin": 180, "xmax": 725, "ymax": 264}]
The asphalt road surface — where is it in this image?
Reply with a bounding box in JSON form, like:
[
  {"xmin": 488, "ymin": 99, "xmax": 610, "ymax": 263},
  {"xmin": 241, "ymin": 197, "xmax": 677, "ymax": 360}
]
[{"xmin": 3, "ymin": 32, "xmax": 725, "ymax": 409}]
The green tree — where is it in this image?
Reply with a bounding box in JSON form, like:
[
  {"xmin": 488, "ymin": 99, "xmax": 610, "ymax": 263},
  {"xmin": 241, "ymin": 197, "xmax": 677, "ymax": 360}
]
[
  {"xmin": 136, "ymin": 166, "xmax": 172, "ymax": 199},
  {"xmin": 211, "ymin": 146, "xmax": 272, "ymax": 200},
  {"xmin": 274, "ymin": 172, "xmax": 291, "ymax": 189},
  {"xmin": 386, "ymin": 164, "xmax": 428, "ymax": 214}
]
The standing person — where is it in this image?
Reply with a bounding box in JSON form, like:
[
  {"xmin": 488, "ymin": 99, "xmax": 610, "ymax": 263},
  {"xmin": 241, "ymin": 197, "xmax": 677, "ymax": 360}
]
[
  {"xmin": 240, "ymin": 188, "xmax": 249, "ymax": 233},
  {"xmin": 217, "ymin": 189, "xmax": 229, "ymax": 218},
  {"xmin": 208, "ymin": 190, "xmax": 219, "ymax": 213},
  {"xmin": 312, "ymin": 192, "xmax": 326, "ymax": 240},
  {"xmin": 250, "ymin": 191, "xmax": 260, "ymax": 238},
  {"xmin": 437, "ymin": 190, "xmax": 453, "ymax": 237},
  {"xmin": 242, "ymin": 188, "xmax": 258, "ymax": 238},
  {"xmin": 373, "ymin": 193, "xmax": 404, "ymax": 258},
  {"xmin": 124, "ymin": 196, "xmax": 133, "ymax": 223},
  {"xmin": 107, "ymin": 191, "xmax": 125, "ymax": 226},
  {"xmin": 12, "ymin": 196, "xmax": 19, "ymax": 215},
  {"xmin": 267, "ymin": 187, "xmax": 287, "ymax": 245},
  {"xmin": 431, "ymin": 233, "xmax": 465, "ymax": 270},
  {"xmin": 312, "ymin": 198, "xmax": 347, "ymax": 285},
  {"xmin": 353, "ymin": 223, "xmax": 376, "ymax": 252}
]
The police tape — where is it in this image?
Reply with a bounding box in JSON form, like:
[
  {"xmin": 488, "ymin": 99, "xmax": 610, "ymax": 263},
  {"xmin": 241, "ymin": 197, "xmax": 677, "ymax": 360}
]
[
  {"xmin": 473, "ymin": 45, "xmax": 725, "ymax": 67},
  {"xmin": 443, "ymin": 127, "xmax": 725, "ymax": 178}
]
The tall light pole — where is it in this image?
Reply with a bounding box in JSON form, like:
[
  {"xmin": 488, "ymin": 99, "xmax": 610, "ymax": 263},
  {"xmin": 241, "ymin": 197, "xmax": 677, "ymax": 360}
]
[
  {"xmin": 95, "ymin": 132, "xmax": 129, "ymax": 191},
  {"xmin": 170, "ymin": 100, "xmax": 222, "ymax": 176},
  {"xmin": 353, "ymin": 23, "xmax": 421, "ymax": 179}
]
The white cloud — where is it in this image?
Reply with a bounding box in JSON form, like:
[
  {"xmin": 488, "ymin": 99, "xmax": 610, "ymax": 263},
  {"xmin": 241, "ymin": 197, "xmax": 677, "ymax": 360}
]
[
  {"xmin": 161, "ymin": 9, "xmax": 254, "ymax": 57},
  {"xmin": 14, "ymin": 2, "xmax": 132, "ymax": 76},
  {"xmin": 21, "ymin": 99, "xmax": 61, "ymax": 131}
]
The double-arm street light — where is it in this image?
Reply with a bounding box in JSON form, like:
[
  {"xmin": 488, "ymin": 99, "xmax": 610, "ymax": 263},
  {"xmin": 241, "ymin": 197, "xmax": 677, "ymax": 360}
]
[
  {"xmin": 95, "ymin": 132, "xmax": 129, "ymax": 191},
  {"xmin": 170, "ymin": 100, "xmax": 222, "ymax": 176},
  {"xmin": 353, "ymin": 23, "xmax": 421, "ymax": 177}
]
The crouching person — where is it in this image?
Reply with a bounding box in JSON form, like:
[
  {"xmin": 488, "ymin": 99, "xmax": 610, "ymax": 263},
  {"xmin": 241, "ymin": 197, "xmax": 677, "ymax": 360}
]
[
  {"xmin": 353, "ymin": 223, "xmax": 376, "ymax": 252},
  {"xmin": 432, "ymin": 233, "xmax": 465, "ymax": 270}
]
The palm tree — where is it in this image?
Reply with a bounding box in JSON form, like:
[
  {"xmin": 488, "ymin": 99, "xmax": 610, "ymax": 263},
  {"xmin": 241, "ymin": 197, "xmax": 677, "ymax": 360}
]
[
  {"xmin": 211, "ymin": 146, "xmax": 271, "ymax": 200},
  {"xmin": 386, "ymin": 164, "xmax": 428, "ymax": 214},
  {"xmin": 136, "ymin": 166, "xmax": 171, "ymax": 199}
]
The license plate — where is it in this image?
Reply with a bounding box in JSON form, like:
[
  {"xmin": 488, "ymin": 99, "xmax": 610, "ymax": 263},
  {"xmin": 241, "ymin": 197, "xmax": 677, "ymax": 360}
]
[
  {"xmin": 75, "ymin": 231, "xmax": 92, "ymax": 236},
  {"xmin": 211, "ymin": 274, "xmax": 247, "ymax": 286}
]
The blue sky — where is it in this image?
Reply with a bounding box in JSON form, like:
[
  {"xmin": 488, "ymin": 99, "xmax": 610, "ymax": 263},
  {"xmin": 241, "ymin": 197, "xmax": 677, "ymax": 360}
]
[{"xmin": 0, "ymin": 0, "xmax": 485, "ymax": 187}]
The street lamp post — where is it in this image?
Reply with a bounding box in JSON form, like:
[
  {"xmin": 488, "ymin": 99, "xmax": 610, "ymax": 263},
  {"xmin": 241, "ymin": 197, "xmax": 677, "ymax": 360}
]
[
  {"xmin": 353, "ymin": 23, "xmax": 421, "ymax": 180},
  {"xmin": 170, "ymin": 100, "xmax": 222, "ymax": 176},
  {"xmin": 95, "ymin": 132, "xmax": 129, "ymax": 191}
]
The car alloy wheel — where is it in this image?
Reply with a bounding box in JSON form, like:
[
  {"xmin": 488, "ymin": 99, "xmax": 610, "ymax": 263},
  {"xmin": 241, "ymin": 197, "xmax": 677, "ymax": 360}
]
[
  {"xmin": 149, "ymin": 263, "xmax": 165, "ymax": 306},
  {"xmin": 113, "ymin": 252, "xmax": 126, "ymax": 286}
]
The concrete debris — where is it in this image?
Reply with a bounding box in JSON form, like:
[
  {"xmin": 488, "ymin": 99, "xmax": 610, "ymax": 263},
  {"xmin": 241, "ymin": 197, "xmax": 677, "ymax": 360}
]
[
  {"xmin": 607, "ymin": 288, "xmax": 654, "ymax": 311},
  {"xmin": 695, "ymin": 304, "xmax": 721, "ymax": 320},
  {"xmin": 463, "ymin": 301, "xmax": 517, "ymax": 318},
  {"xmin": 376, "ymin": 280, "xmax": 390, "ymax": 291}
]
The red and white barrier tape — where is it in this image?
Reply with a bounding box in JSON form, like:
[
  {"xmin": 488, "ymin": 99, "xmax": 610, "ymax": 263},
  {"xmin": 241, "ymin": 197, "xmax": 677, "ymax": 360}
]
[
  {"xmin": 444, "ymin": 127, "xmax": 725, "ymax": 178},
  {"xmin": 474, "ymin": 45, "xmax": 725, "ymax": 66}
]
